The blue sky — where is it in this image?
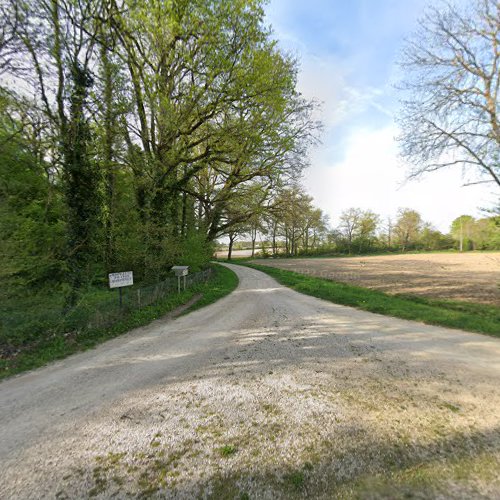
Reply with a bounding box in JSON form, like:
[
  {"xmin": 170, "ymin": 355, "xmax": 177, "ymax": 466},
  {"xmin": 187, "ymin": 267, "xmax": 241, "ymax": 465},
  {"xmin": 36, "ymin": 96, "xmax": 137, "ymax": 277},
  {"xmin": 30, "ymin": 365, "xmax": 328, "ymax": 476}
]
[{"xmin": 265, "ymin": 0, "xmax": 495, "ymax": 232}]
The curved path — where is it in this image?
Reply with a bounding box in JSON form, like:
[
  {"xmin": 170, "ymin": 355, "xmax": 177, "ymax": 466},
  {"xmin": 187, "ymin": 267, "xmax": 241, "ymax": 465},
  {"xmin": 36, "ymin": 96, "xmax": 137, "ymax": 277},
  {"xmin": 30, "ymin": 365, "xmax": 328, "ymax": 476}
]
[{"xmin": 1, "ymin": 263, "xmax": 500, "ymax": 498}]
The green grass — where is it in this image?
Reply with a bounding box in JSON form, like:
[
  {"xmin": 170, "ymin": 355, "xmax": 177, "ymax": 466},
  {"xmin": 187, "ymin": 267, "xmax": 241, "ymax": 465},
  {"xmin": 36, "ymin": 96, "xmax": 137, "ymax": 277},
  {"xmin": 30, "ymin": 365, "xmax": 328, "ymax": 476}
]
[
  {"xmin": 284, "ymin": 470, "xmax": 305, "ymax": 491},
  {"xmin": 0, "ymin": 264, "xmax": 238, "ymax": 380},
  {"xmin": 241, "ymin": 263, "xmax": 500, "ymax": 337},
  {"xmin": 218, "ymin": 444, "xmax": 238, "ymax": 457},
  {"xmin": 183, "ymin": 264, "xmax": 238, "ymax": 314}
]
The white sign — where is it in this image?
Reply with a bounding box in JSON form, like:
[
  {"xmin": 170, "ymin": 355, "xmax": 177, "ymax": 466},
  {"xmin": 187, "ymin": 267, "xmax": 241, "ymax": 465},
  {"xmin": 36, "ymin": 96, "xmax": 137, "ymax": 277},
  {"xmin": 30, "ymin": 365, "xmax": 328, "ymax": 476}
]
[
  {"xmin": 109, "ymin": 271, "xmax": 134, "ymax": 289},
  {"xmin": 171, "ymin": 266, "xmax": 189, "ymax": 277}
]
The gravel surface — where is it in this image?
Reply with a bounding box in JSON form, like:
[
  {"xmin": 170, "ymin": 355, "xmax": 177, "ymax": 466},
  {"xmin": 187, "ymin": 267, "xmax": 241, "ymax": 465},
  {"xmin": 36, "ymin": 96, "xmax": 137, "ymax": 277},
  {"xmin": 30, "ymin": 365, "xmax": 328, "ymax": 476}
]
[{"xmin": 1, "ymin": 263, "xmax": 500, "ymax": 499}]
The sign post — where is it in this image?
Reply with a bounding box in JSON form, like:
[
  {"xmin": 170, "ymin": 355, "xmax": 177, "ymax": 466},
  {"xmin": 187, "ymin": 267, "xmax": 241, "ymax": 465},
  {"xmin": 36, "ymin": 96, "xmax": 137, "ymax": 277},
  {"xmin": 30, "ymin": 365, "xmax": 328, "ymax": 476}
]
[
  {"xmin": 171, "ymin": 266, "xmax": 189, "ymax": 293},
  {"xmin": 108, "ymin": 271, "xmax": 134, "ymax": 307}
]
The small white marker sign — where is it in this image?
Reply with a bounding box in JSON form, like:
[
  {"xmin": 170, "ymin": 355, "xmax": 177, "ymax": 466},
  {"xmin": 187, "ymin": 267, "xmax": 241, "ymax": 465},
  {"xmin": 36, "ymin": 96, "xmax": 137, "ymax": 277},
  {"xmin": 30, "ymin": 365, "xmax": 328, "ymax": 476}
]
[{"xmin": 109, "ymin": 271, "xmax": 134, "ymax": 289}]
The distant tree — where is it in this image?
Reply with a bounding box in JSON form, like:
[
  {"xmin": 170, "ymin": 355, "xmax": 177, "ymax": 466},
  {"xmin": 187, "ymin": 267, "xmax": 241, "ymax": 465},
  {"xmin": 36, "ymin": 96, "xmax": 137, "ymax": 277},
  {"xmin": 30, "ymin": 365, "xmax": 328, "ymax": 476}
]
[
  {"xmin": 262, "ymin": 185, "xmax": 328, "ymax": 256},
  {"xmin": 338, "ymin": 208, "xmax": 362, "ymax": 254},
  {"xmin": 380, "ymin": 216, "xmax": 394, "ymax": 249},
  {"xmin": 218, "ymin": 182, "xmax": 268, "ymax": 260},
  {"xmin": 398, "ymin": 0, "xmax": 500, "ymax": 188},
  {"xmin": 355, "ymin": 210, "xmax": 380, "ymax": 253},
  {"xmin": 394, "ymin": 208, "xmax": 422, "ymax": 251},
  {"xmin": 473, "ymin": 217, "xmax": 500, "ymax": 249},
  {"xmin": 226, "ymin": 228, "xmax": 241, "ymax": 261},
  {"xmin": 451, "ymin": 214, "xmax": 500, "ymax": 250},
  {"xmin": 418, "ymin": 224, "xmax": 453, "ymax": 251},
  {"xmin": 247, "ymin": 207, "xmax": 268, "ymax": 258},
  {"xmin": 279, "ymin": 187, "xmax": 312, "ymax": 256},
  {"xmin": 303, "ymin": 208, "xmax": 329, "ymax": 252},
  {"xmin": 337, "ymin": 208, "xmax": 380, "ymax": 254},
  {"xmin": 450, "ymin": 215, "xmax": 476, "ymax": 251}
]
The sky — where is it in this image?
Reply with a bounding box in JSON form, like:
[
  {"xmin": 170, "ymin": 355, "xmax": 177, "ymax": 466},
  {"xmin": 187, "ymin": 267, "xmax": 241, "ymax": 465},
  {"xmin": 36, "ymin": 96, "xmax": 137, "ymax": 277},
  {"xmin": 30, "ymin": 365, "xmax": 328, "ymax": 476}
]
[{"xmin": 265, "ymin": 0, "xmax": 497, "ymax": 232}]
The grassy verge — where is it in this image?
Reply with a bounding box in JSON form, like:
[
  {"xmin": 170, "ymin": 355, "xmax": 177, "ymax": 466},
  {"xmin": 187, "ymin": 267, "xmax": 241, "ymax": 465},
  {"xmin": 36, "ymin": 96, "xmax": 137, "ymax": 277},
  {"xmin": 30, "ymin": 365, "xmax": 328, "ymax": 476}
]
[
  {"xmin": 242, "ymin": 263, "xmax": 500, "ymax": 337},
  {"xmin": 0, "ymin": 264, "xmax": 238, "ymax": 380},
  {"xmin": 182, "ymin": 264, "xmax": 238, "ymax": 314}
]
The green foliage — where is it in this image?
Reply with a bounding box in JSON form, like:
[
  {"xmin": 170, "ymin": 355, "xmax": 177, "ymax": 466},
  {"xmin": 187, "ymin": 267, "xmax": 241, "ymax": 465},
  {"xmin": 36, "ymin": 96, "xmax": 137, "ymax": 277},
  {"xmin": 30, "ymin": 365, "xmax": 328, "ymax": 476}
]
[
  {"xmin": 393, "ymin": 208, "xmax": 422, "ymax": 251},
  {"xmin": 176, "ymin": 232, "xmax": 216, "ymax": 272},
  {"xmin": 218, "ymin": 445, "xmax": 238, "ymax": 457},
  {"xmin": 1, "ymin": 0, "xmax": 308, "ymax": 304},
  {"xmin": 451, "ymin": 215, "xmax": 500, "ymax": 251},
  {"xmin": 0, "ymin": 118, "xmax": 66, "ymax": 289},
  {"xmin": 0, "ymin": 264, "xmax": 238, "ymax": 379},
  {"xmin": 284, "ymin": 470, "xmax": 305, "ymax": 491},
  {"xmin": 418, "ymin": 226, "xmax": 454, "ymax": 251}
]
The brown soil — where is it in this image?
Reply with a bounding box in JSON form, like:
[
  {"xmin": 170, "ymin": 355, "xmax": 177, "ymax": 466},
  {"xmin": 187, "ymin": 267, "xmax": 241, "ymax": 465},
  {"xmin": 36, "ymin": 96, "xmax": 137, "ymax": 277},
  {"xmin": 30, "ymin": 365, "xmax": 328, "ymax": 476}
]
[{"xmin": 255, "ymin": 252, "xmax": 500, "ymax": 305}]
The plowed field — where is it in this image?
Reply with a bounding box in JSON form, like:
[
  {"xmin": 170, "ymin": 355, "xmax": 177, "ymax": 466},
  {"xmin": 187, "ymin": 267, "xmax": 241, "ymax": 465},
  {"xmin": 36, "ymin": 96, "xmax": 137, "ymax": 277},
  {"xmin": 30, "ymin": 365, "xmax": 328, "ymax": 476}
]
[{"xmin": 254, "ymin": 252, "xmax": 500, "ymax": 305}]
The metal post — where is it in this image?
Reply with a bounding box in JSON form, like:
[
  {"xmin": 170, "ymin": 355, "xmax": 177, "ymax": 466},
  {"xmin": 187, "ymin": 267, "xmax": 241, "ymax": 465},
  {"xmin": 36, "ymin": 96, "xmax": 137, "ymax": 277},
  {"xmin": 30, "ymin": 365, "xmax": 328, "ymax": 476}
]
[
  {"xmin": 119, "ymin": 287, "xmax": 123, "ymax": 308},
  {"xmin": 177, "ymin": 276, "xmax": 181, "ymax": 293},
  {"xmin": 183, "ymin": 275, "xmax": 186, "ymax": 290}
]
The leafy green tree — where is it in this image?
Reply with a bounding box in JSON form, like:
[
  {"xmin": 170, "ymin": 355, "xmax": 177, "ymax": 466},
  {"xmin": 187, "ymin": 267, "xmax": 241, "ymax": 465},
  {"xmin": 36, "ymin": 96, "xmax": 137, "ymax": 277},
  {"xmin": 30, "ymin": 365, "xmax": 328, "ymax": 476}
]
[
  {"xmin": 394, "ymin": 208, "xmax": 422, "ymax": 251},
  {"xmin": 3, "ymin": 0, "xmax": 106, "ymax": 301},
  {"xmin": 0, "ymin": 0, "xmax": 318, "ymax": 299},
  {"xmin": 114, "ymin": 0, "xmax": 316, "ymax": 250},
  {"xmin": 355, "ymin": 210, "xmax": 380, "ymax": 253},
  {"xmin": 472, "ymin": 218, "xmax": 500, "ymax": 249},
  {"xmin": 451, "ymin": 215, "xmax": 476, "ymax": 251},
  {"xmin": 0, "ymin": 96, "xmax": 65, "ymax": 290},
  {"xmin": 337, "ymin": 208, "xmax": 380, "ymax": 254},
  {"xmin": 451, "ymin": 215, "xmax": 500, "ymax": 250},
  {"xmin": 418, "ymin": 225, "xmax": 453, "ymax": 251}
]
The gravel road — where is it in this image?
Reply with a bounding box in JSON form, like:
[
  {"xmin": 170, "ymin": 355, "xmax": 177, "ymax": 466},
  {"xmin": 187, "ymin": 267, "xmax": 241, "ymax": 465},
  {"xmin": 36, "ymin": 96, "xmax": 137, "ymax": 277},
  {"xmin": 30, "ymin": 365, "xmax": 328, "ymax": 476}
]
[{"xmin": 1, "ymin": 263, "xmax": 500, "ymax": 499}]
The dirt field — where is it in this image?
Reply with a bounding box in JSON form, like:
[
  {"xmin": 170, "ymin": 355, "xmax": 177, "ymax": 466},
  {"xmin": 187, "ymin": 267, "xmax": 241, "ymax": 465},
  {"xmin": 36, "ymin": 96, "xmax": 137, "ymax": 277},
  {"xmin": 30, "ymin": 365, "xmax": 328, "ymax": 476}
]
[
  {"xmin": 254, "ymin": 252, "xmax": 500, "ymax": 305},
  {"xmin": 215, "ymin": 249, "xmax": 261, "ymax": 259}
]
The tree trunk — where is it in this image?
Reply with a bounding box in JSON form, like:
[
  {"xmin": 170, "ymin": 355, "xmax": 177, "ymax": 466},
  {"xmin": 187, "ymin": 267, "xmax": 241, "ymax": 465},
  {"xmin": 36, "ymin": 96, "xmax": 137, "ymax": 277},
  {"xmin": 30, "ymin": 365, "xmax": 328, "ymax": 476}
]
[
  {"xmin": 64, "ymin": 62, "xmax": 99, "ymax": 304},
  {"xmin": 228, "ymin": 234, "xmax": 236, "ymax": 260},
  {"xmin": 181, "ymin": 190, "xmax": 187, "ymax": 237},
  {"xmin": 101, "ymin": 41, "xmax": 116, "ymax": 272}
]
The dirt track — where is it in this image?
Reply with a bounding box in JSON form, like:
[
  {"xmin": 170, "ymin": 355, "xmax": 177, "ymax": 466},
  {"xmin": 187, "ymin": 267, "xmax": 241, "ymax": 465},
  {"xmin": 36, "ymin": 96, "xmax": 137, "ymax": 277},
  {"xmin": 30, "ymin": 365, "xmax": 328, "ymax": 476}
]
[
  {"xmin": 254, "ymin": 252, "xmax": 500, "ymax": 305},
  {"xmin": 1, "ymin": 263, "xmax": 500, "ymax": 498}
]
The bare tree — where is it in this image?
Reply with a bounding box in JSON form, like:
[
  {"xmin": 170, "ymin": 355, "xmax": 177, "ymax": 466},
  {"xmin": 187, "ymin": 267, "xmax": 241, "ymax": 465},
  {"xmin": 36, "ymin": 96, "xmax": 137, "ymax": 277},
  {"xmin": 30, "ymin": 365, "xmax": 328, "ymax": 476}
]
[
  {"xmin": 338, "ymin": 208, "xmax": 362, "ymax": 254},
  {"xmin": 398, "ymin": 0, "xmax": 500, "ymax": 188},
  {"xmin": 382, "ymin": 216, "xmax": 393, "ymax": 249}
]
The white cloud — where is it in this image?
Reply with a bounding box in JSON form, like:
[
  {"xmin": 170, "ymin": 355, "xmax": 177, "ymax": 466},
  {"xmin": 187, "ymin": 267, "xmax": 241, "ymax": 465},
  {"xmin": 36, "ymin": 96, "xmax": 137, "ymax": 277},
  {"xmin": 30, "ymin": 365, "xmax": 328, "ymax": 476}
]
[
  {"xmin": 295, "ymin": 54, "xmax": 392, "ymax": 131},
  {"xmin": 265, "ymin": 1, "xmax": 498, "ymax": 233},
  {"xmin": 303, "ymin": 125, "xmax": 497, "ymax": 232}
]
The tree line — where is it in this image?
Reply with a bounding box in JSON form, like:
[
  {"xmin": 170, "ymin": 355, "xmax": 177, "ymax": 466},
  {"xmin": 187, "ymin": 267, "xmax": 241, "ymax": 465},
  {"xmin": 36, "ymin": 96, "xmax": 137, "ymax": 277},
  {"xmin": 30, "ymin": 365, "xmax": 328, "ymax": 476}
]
[
  {"xmin": 331, "ymin": 208, "xmax": 499, "ymax": 254},
  {"xmin": 0, "ymin": 0, "xmax": 317, "ymax": 302},
  {"xmin": 223, "ymin": 196, "xmax": 500, "ymax": 257}
]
